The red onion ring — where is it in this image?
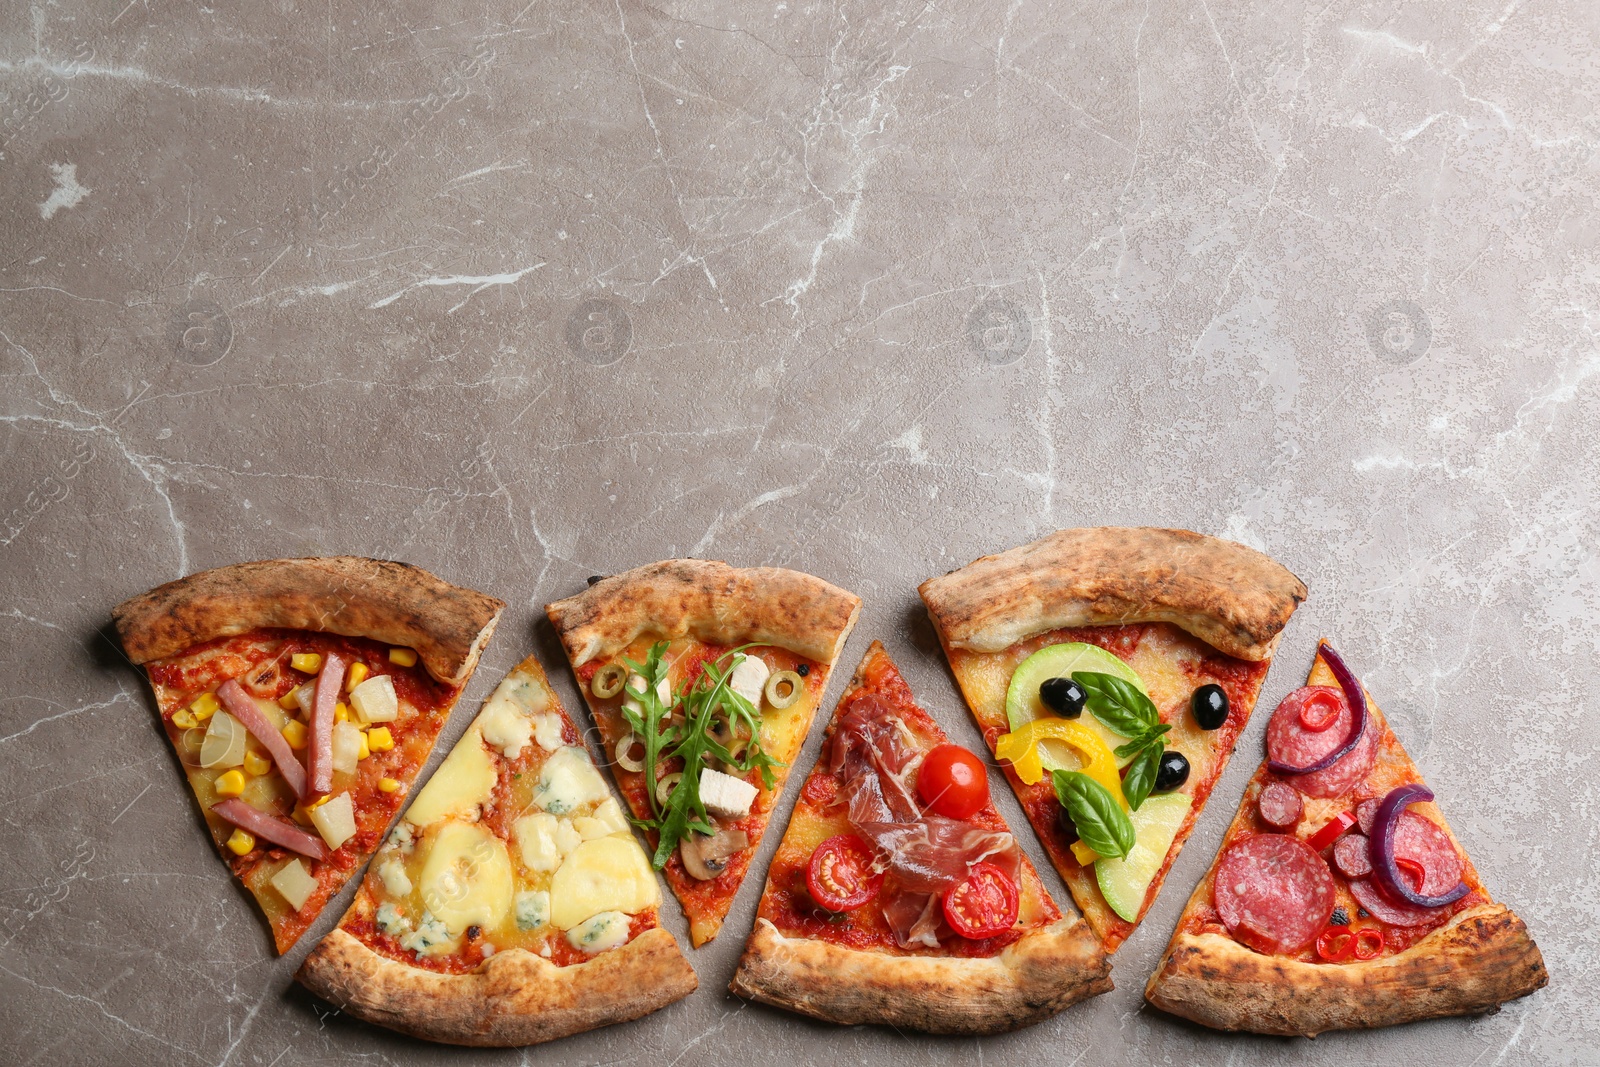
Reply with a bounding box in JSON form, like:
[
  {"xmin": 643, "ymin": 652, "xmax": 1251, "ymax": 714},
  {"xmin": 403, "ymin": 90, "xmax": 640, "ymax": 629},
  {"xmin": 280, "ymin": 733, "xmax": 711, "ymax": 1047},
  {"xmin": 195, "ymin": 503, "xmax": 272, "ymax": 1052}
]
[
  {"xmin": 1267, "ymin": 643, "xmax": 1368, "ymax": 777},
  {"xmin": 1367, "ymin": 783, "xmax": 1468, "ymax": 909}
]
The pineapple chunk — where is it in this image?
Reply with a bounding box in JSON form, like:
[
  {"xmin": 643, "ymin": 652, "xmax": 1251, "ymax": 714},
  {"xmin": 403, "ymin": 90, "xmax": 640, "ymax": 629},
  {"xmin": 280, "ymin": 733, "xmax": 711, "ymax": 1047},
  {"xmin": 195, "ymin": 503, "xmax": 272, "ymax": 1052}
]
[
  {"xmin": 350, "ymin": 675, "xmax": 398, "ymax": 724},
  {"xmin": 308, "ymin": 792, "xmax": 357, "ymax": 850},
  {"xmin": 270, "ymin": 859, "xmax": 318, "ymax": 911}
]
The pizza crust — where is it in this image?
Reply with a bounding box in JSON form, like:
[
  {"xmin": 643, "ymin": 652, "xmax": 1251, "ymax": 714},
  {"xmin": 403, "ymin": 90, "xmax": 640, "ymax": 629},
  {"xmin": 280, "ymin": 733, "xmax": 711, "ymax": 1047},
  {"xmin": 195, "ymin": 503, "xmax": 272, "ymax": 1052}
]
[
  {"xmin": 112, "ymin": 557, "xmax": 504, "ymax": 686},
  {"xmin": 729, "ymin": 916, "xmax": 1112, "ymax": 1035},
  {"xmin": 918, "ymin": 527, "xmax": 1306, "ymax": 662},
  {"xmin": 296, "ymin": 927, "xmax": 697, "ymax": 1046},
  {"xmin": 546, "ymin": 559, "xmax": 861, "ymax": 667},
  {"xmin": 1144, "ymin": 903, "xmax": 1547, "ymax": 1037}
]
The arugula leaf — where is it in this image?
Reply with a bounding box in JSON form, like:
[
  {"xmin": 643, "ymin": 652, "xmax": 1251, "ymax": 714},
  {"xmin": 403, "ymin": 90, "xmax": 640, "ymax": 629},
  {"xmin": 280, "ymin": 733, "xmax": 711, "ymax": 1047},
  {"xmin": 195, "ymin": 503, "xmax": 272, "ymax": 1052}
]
[
  {"xmin": 1052, "ymin": 770, "xmax": 1135, "ymax": 860},
  {"xmin": 1072, "ymin": 671, "xmax": 1161, "ymax": 739},
  {"xmin": 1120, "ymin": 742, "xmax": 1163, "ymax": 810},
  {"xmin": 1113, "ymin": 723, "xmax": 1171, "ymax": 760},
  {"xmin": 623, "ymin": 646, "xmax": 786, "ymax": 870}
]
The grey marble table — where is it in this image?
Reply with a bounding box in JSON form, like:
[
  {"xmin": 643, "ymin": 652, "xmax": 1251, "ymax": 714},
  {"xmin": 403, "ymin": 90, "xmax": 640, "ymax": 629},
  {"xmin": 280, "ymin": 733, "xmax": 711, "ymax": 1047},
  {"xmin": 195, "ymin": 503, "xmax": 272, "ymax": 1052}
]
[{"xmin": 3, "ymin": 1, "xmax": 1595, "ymax": 1064}]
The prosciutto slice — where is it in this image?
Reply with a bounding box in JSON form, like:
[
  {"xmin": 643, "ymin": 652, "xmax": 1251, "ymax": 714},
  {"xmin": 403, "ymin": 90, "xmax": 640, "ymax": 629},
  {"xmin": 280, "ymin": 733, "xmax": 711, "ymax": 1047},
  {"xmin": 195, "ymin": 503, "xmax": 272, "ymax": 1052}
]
[{"xmin": 831, "ymin": 693, "xmax": 1021, "ymax": 947}]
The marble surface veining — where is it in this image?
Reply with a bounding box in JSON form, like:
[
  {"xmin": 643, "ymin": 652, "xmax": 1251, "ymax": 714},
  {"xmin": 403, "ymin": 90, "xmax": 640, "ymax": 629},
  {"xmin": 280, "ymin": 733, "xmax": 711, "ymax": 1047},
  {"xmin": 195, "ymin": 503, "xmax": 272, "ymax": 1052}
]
[{"xmin": 2, "ymin": 0, "xmax": 1596, "ymax": 1064}]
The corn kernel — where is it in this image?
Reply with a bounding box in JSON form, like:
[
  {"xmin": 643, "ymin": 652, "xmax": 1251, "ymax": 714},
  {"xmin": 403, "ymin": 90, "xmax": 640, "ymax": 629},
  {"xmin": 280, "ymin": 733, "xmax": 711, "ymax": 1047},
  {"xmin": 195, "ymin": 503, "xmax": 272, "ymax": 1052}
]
[
  {"xmin": 366, "ymin": 726, "xmax": 395, "ymax": 752},
  {"xmin": 290, "ymin": 805, "xmax": 313, "ymax": 826},
  {"xmin": 171, "ymin": 708, "xmax": 198, "ymax": 730},
  {"xmin": 281, "ymin": 719, "xmax": 308, "ymax": 750},
  {"xmin": 291, "ymin": 652, "xmax": 323, "ymax": 674},
  {"xmin": 345, "ymin": 662, "xmax": 368, "ymax": 693},
  {"xmin": 334, "ymin": 702, "xmax": 350, "ymax": 724},
  {"xmin": 190, "ymin": 692, "xmax": 220, "ymax": 721},
  {"xmin": 388, "ymin": 647, "xmax": 418, "ymax": 667},
  {"xmin": 356, "ymin": 732, "xmax": 371, "ymax": 760},
  {"xmin": 214, "ymin": 769, "xmax": 247, "ymax": 797},
  {"xmin": 378, "ymin": 777, "xmax": 401, "ymax": 793},
  {"xmin": 309, "ymin": 792, "xmax": 332, "ymax": 809},
  {"xmin": 226, "ymin": 829, "xmax": 256, "ymax": 855},
  {"xmin": 278, "ymin": 690, "xmax": 301, "ymax": 711},
  {"xmin": 244, "ymin": 750, "xmax": 272, "ymax": 776}
]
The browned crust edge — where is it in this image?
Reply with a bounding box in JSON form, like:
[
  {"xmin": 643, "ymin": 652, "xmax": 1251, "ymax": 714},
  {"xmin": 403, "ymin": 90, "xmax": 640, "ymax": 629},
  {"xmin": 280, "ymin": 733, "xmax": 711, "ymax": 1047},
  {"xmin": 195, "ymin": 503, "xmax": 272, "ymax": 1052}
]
[
  {"xmin": 546, "ymin": 559, "xmax": 862, "ymax": 667},
  {"xmin": 918, "ymin": 527, "xmax": 1307, "ymax": 662},
  {"xmin": 296, "ymin": 927, "xmax": 697, "ymax": 1047},
  {"xmin": 1144, "ymin": 904, "xmax": 1547, "ymax": 1036},
  {"xmin": 111, "ymin": 557, "xmax": 505, "ymax": 686},
  {"xmin": 729, "ymin": 917, "xmax": 1112, "ymax": 1035}
]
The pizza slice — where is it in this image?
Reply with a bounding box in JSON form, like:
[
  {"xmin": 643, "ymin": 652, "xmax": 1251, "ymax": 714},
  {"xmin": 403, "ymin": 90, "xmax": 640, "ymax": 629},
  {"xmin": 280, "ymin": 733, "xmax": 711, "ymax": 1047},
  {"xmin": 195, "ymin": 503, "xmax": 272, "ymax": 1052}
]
[
  {"xmin": 918, "ymin": 527, "xmax": 1306, "ymax": 952},
  {"xmin": 112, "ymin": 557, "xmax": 504, "ymax": 953},
  {"xmin": 296, "ymin": 651, "xmax": 696, "ymax": 1046},
  {"xmin": 729, "ymin": 640, "xmax": 1110, "ymax": 1033},
  {"xmin": 1145, "ymin": 640, "xmax": 1547, "ymax": 1035},
  {"xmin": 546, "ymin": 559, "xmax": 860, "ymax": 946}
]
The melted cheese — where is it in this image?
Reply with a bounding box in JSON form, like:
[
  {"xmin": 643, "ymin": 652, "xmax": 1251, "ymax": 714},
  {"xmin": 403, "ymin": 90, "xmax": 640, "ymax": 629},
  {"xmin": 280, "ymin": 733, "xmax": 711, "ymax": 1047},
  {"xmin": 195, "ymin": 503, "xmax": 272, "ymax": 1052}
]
[
  {"xmin": 549, "ymin": 836, "xmax": 658, "ymax": 930},
  {"xmin": 377, "ymin": 858, "xmax": 412, "ymax": 898},
  {"xmin": 405, "ymin": 727, "xmax": 497, "ymax": 826},
  {"xmin": 417, "ymin": 821, "xmax": 514, "ymax": 935},
  {"xmin": 479, "ymin": 696, "xmax": 533, "ymax": 760},
  {"xmin": 532, "ymin": 746, "xmax": 609, "ymax": 815},
  {"xmin": 513, "ymin": 811, "xmax": 583, "ymax": 872}
]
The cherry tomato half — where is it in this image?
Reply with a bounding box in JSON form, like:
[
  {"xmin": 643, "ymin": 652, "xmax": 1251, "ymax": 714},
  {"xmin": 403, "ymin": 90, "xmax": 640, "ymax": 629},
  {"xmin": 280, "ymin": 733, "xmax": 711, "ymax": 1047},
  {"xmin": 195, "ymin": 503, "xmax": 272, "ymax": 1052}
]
[
  {"xmin": 916, "ymin": 743, "xmax": 990, "ymax": 820},
  {"xmin": 806, "ymin": 834, "xmax": 883, "ymax": 912},
  {"xmin": 942, "ymin": 862, "xmax": 1020, "ymax": 939}
]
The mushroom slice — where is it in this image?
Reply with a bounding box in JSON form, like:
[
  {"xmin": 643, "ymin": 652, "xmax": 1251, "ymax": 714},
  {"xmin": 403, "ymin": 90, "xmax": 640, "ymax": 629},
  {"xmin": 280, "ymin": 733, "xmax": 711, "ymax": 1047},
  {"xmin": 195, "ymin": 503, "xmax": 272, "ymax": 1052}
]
[{"xmin": 679, "ymin": 828, "xmax": 750, "ymax": 881}]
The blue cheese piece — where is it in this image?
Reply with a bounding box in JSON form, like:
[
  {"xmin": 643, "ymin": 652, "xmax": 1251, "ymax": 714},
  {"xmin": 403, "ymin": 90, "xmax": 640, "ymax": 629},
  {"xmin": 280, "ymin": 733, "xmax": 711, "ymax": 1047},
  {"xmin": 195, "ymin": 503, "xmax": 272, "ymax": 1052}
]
[
  {"xmin": 728, "ymin": 654, "xmax": 770, "ymax": 707},
  {"xmin": 375, "ymin": 902, "xmax": 411, "ymax": 936},
  {"xmin": 514, "ymin": 890, "xmax": 550, "ymax": 931},
  {"xmin": 699, "ymin": 767, "xmax": 759, "ymax": 818},
  {"xmin": 399, "ymin": 911, "xmax": 455, "ymax": 957},
  {"xmin": 532, "ymin": 746, "xmax": 609, "ymax": 815},
  {"xmin": 377, "ymin": 857, "xmax": 412, "ymax": 898},
  {"xmin": 479, "ymin": 694, "xmax": 533, "ymax": 759},
  {"xmin": 566, "ymin": 911, "xmax": 631, "ymax": 954},
  {"xmin": 532, "ymin": 713, "xmax": 564, "ymax": 752},
  {"xmin": 386, "ymin": 821, "xmax": 416, "ymax": 855}
]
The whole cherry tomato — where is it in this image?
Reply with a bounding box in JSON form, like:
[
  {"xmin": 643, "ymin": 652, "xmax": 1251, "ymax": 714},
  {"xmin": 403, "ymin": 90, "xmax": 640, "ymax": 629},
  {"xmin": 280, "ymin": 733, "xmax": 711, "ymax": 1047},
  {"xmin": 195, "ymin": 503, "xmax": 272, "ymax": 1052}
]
[{"xmin": 916, "ymin": 743, "xmax": 990, "ymax": 819}]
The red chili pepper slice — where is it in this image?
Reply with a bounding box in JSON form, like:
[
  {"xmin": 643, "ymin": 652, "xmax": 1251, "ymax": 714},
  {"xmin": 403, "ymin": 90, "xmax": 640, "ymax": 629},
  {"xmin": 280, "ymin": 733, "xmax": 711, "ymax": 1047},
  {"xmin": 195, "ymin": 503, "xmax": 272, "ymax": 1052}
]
[
  {"xmin": 1315, "ymin": 925, "xmax": 1355, "ymax": 962},
  {"xmin": 1353, "ymin": 927, "xmax": 1385, "ymax": 960},
  {"xmin": 1307, "ymin": 810, "xmax": 1357, "ymax": 852},
  {"xmin": 942, "ymin": 861, "xmax": 1020, "ymax": 939},
  {"xmin": 806, "ymin": 834, "xmax": 883, "ymax": 912},
  {"xmin": 1297, "ymin": 689, "xmax": 1342, "ymax": 732},
  {"xmin": 1395, "ymin": 857, "xmax": 1427, "ymax": 893}
]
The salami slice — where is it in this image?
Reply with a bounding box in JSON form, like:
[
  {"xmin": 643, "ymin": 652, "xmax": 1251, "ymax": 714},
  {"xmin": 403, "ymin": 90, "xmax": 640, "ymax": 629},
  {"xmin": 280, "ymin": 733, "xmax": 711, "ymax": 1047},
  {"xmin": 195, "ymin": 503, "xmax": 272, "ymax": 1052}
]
[
  {"xmin": 1213, "ymin": 834, "xmax": 1336, "ymax": 955},
  {"xmin": 1346, "ymin": 811, "xmax": 1463, "ymax": 926},
  {"xmin": 1257, "ymin": 781, "xmax": 1303, "ymax": 828},
  {"xmin": 1349, "ymin": 877, "xmax": 1448, "ymax": 927},
  {"xmin": 1332, "ymin": 833, "xmax": 1372, "ymax": 879},
  {"xmin": 1355, "ymin": 798, "xmax": 1380, "ymax": 835},
  {"xmin": 1265, "ymin": 686, "xmax": 1378, "ymax": 798}
]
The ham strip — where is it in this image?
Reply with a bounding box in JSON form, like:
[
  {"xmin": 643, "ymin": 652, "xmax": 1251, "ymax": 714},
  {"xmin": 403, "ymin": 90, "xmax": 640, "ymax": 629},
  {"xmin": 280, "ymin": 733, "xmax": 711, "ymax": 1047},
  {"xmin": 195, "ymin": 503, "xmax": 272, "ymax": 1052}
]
[
  {"xmin": 831, "ymin": 693, "xmax": 1021, "ymax": 947},
  {"xmin": 217, "ymin": 678, "xmax": 308, "ymax": 799},
  {"xmin": 305, "ymin": 652, "xmax": 345, "ymax": 796},
  {"xmin": 212, "ymin": 798, "xmax": 327, "ymax": 860}
]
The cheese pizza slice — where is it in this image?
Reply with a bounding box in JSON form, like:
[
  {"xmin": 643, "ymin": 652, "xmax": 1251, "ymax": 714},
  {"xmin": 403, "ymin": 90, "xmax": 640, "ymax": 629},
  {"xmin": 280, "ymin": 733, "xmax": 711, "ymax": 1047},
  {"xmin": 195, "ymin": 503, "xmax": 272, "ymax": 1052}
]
[
  {"xmin": 112, "ymin": 557, "xmax": 503, "ymax": 953},
  {"xmin": 730, "ymin": 641, "xmax": 1110, "ymax": 1033},
  {"xmin": 919, "ymin": 527, "xmax": 1306, "ymax": 952},
  {"xmin": 297, "ymin": 651, "xmax": 696, "ymax": 1046},
  {"xmin": 547, "ymin": 559, "xmax": 860, "ymax": 946},
  {"xmin": 1145, "ymin": 641, "xmax": 1546, "ymax": 1035}
]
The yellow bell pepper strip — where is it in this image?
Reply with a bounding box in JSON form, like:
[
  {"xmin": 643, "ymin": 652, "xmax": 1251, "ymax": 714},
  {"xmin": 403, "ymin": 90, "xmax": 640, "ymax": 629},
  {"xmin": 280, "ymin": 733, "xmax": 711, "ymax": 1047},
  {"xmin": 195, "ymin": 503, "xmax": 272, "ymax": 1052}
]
[{"xmin": 996, "ymin": 720, "xmax": 1127, "ymax": 866}]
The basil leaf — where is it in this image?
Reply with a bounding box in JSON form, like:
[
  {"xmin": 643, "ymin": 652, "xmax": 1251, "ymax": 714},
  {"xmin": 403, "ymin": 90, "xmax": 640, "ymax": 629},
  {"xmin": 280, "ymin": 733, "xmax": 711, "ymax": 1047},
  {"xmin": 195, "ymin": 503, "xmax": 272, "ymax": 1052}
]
[
  {"xmin": 1052, "ymin": 770, "xmax": 1135, "ymax": 860},
  {"xmin": 1121, "ymin": 742, "xmax": 1163, "ymax": 810},
  {"xmin": 1113, "ymin": 723, "xmax": 1171, "ymax": 760},
  {"xmin": 1073, "ymin": 671, "xmax": 1161, "ymax": 739}
]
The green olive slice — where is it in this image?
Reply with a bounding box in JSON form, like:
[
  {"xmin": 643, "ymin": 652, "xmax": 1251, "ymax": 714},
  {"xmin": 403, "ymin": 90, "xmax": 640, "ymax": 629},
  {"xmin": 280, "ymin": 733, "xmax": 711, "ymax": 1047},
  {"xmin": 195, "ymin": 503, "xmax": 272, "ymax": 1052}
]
[
  {"xmin": 764, "ymin": 670, "xmax": 805, "ymax": 709},
  {"xmin": 614, "ymin": 731, "xmax": 645, "ymax": 773},
  {"xmin": 656, "ymin": 771, "xmax": 683, "ymax": 807},
  {"xmin": 590, "ymin": 662, "xmax": 627, "ymax": 699}
]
